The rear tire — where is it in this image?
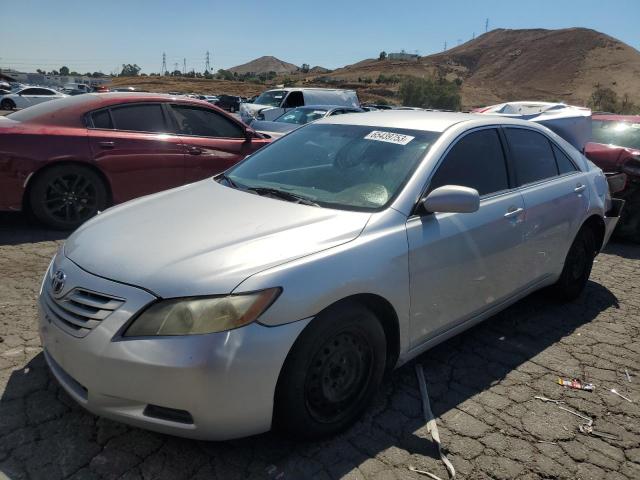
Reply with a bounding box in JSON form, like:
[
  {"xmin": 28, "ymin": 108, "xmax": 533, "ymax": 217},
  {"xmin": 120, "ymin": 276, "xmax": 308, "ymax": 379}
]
[
  {"xmin": 274, "ymin": 301, "xmax": 386, "ymax": 439},
  {"xmin": 1, "ymin": 99, "xmax": 15, "ymax": 110},
  {"xmin": 29, "ymin": 165, "xmax": 108, "ymax": 230},
  {"xmin": 551, "ymin": 227, "xmax": 596, "ymax": 301}
]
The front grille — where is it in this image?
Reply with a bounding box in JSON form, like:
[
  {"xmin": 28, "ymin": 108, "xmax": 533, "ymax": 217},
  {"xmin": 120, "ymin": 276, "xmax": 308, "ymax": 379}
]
[{"xmin": 43, "ymin": 287, "xmax": 125, "ymax": 338}]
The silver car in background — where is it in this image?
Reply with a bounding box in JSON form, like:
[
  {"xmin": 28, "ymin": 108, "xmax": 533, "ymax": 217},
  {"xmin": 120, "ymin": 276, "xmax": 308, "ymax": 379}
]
[{"xmin": 39, "ymin": 111, "xmax": 619, "ymax": 440}]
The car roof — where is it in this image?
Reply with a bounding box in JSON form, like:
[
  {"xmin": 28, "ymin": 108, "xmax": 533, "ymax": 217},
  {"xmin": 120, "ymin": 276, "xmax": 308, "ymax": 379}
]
[{"xmin": 315, "ymin": 110, "xmax": 537, "ymax": 132}]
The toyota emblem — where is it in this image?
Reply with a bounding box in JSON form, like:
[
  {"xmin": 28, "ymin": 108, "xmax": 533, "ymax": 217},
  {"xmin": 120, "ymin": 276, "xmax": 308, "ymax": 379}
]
[{"xmin": 51, "ymin": 270, "xmax": 66, "ymax": 296}]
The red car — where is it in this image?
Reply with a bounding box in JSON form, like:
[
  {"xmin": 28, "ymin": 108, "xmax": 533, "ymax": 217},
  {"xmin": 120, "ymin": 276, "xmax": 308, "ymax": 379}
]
[
  {"xmin": 585, "ymin": 114, "xmax": 640, "ymax": 241},
  {"xmin": 0, "ymin": 93, "xmax": 270, "ymax": 229}
]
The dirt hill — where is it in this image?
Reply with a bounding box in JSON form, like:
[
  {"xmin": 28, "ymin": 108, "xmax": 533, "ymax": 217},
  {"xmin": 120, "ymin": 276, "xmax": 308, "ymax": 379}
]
[
  {"xmin": 329, "ymin": 28, "xmax": 640, "ymax": 107},
  {"xmin": 229, "ymin": 56, "xmax": 299, "ymax": 75}
]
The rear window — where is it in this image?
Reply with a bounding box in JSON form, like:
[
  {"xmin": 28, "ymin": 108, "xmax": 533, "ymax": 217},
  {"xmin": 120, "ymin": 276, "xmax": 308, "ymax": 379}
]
[
  {"xmin": 90, "ymin": 110, "xmax": 113, "ymax": 129},
  {"xmin": 110, "ymin": 104, "xmax": 167, "ymax": 133},
  {"xmin": 592, "ymin": 120, "xmax": 640, "ymax": 150}
]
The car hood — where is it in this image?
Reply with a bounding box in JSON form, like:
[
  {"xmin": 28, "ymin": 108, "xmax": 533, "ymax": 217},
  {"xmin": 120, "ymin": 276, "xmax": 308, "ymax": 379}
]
[{"xmin": 64, "ymin": 180, "xmax": 371, "ymax": 298}]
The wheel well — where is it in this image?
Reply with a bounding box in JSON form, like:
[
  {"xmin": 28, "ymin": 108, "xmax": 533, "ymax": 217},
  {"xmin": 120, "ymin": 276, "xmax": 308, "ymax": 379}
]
[
  {"xmin": 22, "ymin": 161, "xmax": 113, "ymax": 212},
  {"xmin": 328, "ymin": 294, "xmax": 401, "ymax": 376},
  {"xmin": 582, "ymin": 214, "xmax": 605, "ymax": 253}
]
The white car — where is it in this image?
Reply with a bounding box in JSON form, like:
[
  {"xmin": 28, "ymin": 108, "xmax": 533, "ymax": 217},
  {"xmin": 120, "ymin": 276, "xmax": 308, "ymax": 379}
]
[{"xmin": 0, "ymin": 87, "xmax": 67, "ymax": 110}]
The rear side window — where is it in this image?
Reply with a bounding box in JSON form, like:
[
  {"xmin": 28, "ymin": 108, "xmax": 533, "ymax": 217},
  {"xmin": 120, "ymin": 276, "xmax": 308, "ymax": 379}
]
[
  {"xmin": 429, "ymin": 129, "xmax": 509, "ymax": 196},
  {"xmin": 171, "ymin": 105, "xmax": 244, "ymax": 138},
  {"xmin": 110, "ymin": 104, "xmax": 166, "ymax": 133},
  {"xmin": 505, "ymin": 128, "xmax": 558, "ymax": 185},
  {"xmin": 283, "ymin": 91, "xmax": 304, "ymax": 108},
  {"xmin": 20, "ymin": 88, "xmax": 39, "ymax": 95},
  {"xmin": 552, "ymin": 144, "xmax": 577, "ymax": 174},
  {"xmin": 90, "ymin": 110, "xmax": 113, "ymax": 129}
]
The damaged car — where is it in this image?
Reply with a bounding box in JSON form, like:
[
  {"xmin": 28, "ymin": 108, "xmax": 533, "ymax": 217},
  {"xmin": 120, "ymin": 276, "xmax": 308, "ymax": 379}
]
[{"xmin": 39, "ymin": 111, "xmax": 619, "ymax": 441}]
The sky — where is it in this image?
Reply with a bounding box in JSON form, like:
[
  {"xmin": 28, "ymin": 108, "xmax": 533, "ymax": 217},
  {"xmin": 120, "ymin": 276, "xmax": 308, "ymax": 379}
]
[{"xmin": 2, "ymin": 0, "xmax": 640, "ymax": 75}]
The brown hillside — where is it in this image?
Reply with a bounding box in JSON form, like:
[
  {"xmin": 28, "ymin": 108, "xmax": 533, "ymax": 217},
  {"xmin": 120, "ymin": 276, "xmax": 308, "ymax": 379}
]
[
  {"xmin": 330, "ymin": 28, "xmax": 640, "ymax": 107},
  {"xmin": 229, "ymin": 56, "xmax": 299, "ymax": 75}
]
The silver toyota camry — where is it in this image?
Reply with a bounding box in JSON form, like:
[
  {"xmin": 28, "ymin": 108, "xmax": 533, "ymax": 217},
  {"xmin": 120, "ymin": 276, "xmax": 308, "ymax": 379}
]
[{"xmin": 39, "ymin": 111, "xmax": 620, "ymax": 440}]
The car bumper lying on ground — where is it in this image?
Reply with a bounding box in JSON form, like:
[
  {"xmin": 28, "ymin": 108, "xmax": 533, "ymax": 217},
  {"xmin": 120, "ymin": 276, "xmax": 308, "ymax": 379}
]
[{"xmin": 38, "ymin": 252, "xmax": 310, "ymax": 440}]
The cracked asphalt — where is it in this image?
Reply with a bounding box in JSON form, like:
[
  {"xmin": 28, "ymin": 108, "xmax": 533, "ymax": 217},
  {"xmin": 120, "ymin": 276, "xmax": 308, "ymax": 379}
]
[{"xmin": 1, "ymin": 211, "xmax": 639, "ymax": 480}]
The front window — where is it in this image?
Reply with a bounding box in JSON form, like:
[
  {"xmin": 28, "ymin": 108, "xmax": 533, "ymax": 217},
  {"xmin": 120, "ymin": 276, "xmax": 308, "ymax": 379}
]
[
  {"xmin": 592, "ymin": 120, "xmax": 640, "ymax": 150},
  {"xmin": 254, "ymin": 90, "xmax": 286, "ymax": 107},
  {"xmin": 226, "ymin": 124, "xmax": 440, "ymax": 211},
  {"xmin": 275, "ymin": 108, "xmax": 328, "ymax": 125}
]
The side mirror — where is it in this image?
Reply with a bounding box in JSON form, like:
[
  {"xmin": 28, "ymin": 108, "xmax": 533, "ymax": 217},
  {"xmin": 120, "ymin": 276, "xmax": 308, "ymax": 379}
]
[{"xmin": 421, "ymin": 185, "xmax": 480, "ymax": 214}]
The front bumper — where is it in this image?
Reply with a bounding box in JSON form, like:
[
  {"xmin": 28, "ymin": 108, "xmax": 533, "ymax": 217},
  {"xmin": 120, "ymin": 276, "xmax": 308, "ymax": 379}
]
[{"xmin": 39, "ymin": 253, "xmax": 310, "ymax": 440}]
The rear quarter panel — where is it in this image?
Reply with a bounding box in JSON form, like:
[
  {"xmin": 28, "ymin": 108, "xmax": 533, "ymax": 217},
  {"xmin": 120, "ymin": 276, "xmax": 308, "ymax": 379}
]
[{"xmin": 0, "ymin": 124, "xmax": 91, "ymax": 211}]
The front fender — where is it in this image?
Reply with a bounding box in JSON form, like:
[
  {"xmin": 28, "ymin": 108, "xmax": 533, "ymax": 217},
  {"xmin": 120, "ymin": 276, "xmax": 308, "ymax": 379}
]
[{"xmin": 232, "ymin": 209, "xmax": 412, "ymax": 357}]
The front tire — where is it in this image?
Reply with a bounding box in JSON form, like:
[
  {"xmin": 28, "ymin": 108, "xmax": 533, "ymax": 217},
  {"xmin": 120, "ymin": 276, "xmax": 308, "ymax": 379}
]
[
  {"xmin": 552, "ymin": 227, "xmax": 596, "ymax": 301},
  {"xmin": 29, "ymin": 165, "xmax": 108, "ymax": 230},
  {"xmin": 1, "ymin": 99, "xmax": 15, "ymax": 110},
  {"xmin": 274, "ymin": 301, "xmax": 386, "ymax": 439}
]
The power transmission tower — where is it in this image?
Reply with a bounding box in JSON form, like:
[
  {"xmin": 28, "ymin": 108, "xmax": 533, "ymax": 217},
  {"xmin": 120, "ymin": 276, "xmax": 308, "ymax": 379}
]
[
  {"xmin": 183, "ymin": 58, "xmax": 186, "ymax": 75},
  {"xmin": 444, "ymin": 41, "xmax": 447, "ymax": 51},
  {"xmin": 485, "ymin": 18, "xmax": 489, "ymax": 33},
  {"xmin": 472, "ymin": 32, "xmax": 476, "ymax": 40},
  {"xmin": 161, "ymin": 52, "xmax": 167, "ymax": 75},
  {"xmin": 174, "ymin": 62, "xmax": 179, "ymax": 74},
  {"xmin": 205, "ymin": 51, "xmax": 211, "ymax": 72}
]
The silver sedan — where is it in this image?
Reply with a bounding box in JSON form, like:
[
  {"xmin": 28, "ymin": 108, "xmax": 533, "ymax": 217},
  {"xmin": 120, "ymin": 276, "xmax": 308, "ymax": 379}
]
[{"xmin": 38, "ymin": 111, "xmax": 620, "ymax": 440}]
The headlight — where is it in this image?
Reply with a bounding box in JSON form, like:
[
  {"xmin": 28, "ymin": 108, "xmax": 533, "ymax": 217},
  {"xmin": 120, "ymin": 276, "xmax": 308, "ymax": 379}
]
[
  {"xmin": 622, "ymin": 156, "xmax": 640, "ymax": 176},
  {"xmin": 124, "ymin": 288, "xmax": 281, "ymax": 337}
]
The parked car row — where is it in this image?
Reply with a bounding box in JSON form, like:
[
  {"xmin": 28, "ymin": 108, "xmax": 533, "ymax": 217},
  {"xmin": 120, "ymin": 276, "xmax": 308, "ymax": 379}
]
[
  {"xmin": 250, "ymin": 105, "xmax": 364, "ymax": 138},
  {"xmin": 37, "ymin": 108, "xmax": 620, "ymax": 441}
]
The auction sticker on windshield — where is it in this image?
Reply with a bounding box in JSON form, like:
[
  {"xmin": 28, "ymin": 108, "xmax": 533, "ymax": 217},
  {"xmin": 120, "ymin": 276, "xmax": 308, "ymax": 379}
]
[{"xmin": 365, "ymin": 130, "xmax": 415, "ymax": 145}]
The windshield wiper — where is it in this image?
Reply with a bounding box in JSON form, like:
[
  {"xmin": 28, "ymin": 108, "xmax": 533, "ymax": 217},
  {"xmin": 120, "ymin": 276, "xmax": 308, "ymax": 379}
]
[
  {"xmin": 246, "ymin": 187, "xmax": 320, "ymax": 207},
  {"xmin": 218, "ymin": 173, "xmax": 241, "ymax": 189}
]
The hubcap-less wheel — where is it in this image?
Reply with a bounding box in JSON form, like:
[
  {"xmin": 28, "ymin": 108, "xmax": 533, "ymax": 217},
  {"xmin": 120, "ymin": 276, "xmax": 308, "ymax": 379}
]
[
  {"xmin": 305, "ymin": 330, "xmax": 373, "ymax": 423},
  {"xmin": 1, "ymin": 99, "xmax": 14, "ymax": 110},
  {"xmin": 43, "ymin": 172, "xmax": 99, "ymax": 224}
]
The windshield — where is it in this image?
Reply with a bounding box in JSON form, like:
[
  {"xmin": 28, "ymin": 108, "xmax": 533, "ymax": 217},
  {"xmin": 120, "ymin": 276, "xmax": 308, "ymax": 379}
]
[
  {"xmin": 275, "ymin": 108, "xmax": 328, "ymax": 125},
  {"xmin": 254, "ymin": 90, "xmax": 286, "ymax": 107},
  {"xmin": 226, "ymin": 124, "xmax": 440, "ymax": 211},
  {"xmin": 592, "ymin": 120, "xmax": 640, "ymax": 150}
]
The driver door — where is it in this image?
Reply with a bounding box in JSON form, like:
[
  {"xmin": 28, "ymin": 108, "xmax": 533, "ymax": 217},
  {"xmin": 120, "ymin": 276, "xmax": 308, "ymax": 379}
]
[{"xmin": 406, "ymin": 128, "xmax": 528, "ymax": 346}]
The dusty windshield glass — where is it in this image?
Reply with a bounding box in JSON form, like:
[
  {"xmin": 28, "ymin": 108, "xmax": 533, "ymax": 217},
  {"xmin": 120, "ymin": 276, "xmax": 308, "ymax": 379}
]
[
  {"xmin": 254, "ymin": 90, "xmax": 286, "ymax": 107},
  {"xmin": 227, "ymin": 124, "xmax": 440, "ymax": 211}
]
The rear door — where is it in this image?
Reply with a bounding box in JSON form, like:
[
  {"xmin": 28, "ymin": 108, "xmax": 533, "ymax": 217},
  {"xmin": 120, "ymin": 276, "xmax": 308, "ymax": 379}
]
[
  {"xmin": 167, "ymin": 103, "xmax": 253, "ymax": 182},
  {"xmin": 503, "ymin": 127, "xmax": 589, "ymax": 283},
  {"xmin": 87, "ymin": 103, "xmax": 186, "ymax": 203}
]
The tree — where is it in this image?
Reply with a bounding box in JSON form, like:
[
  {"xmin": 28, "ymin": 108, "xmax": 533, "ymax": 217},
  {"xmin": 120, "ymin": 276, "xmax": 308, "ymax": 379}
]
[
  {"xmin": 216, "ymin": 69, "xmax": 234, "ymax": 81},
  {"xmin": 59, "ymin": 66, "xmax": 70, "ymax": 76},
  {"xmin": 120, "ymin": 64, "xmax": 141, "ymax": 77},
  {"xmin": 36, "ymin": 69, "xmax": 45, "ymax": 75},
  {"xmin": 379, "ymin": 51, "xmax": 387, "ymax": 61},
  {"xmin": 399, "ymin": 76, "xmax": 461, "ymax": 110}
]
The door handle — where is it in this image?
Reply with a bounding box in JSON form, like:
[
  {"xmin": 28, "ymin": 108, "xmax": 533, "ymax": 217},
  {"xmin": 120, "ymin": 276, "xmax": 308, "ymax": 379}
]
[
  {"xmin": 574, "ymin": 183, "xmax": 586, "ymax": 193},
  {"xmin": 186, "ymin": 146, "xmax": 203, "ymax": 155},
  {"xmin": 98, "ymin": 141, "xmax": 114, "ymax": 149},
  {"xmin": 504, "ymin": 207, "xmax": 524, "ymax": 218}
]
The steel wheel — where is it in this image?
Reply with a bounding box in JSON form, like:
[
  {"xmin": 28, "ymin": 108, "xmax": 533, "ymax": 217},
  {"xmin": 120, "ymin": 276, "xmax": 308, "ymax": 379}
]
[{"xmin": 304, "ymin": 330, "xmax": 373, "ymax": 424}]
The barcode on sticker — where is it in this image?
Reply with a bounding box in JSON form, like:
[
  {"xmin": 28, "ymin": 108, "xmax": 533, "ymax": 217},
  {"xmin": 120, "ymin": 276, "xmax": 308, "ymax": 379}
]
[{"xmin": 364, "ymin": 130, "xmax": 414, "ymax": 145}]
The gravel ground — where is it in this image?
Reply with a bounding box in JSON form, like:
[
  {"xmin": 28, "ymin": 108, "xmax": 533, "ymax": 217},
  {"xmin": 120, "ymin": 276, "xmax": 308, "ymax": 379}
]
[{"xmin": 1, "ymin": 211, "xmax": 639, "ymax": 480}]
